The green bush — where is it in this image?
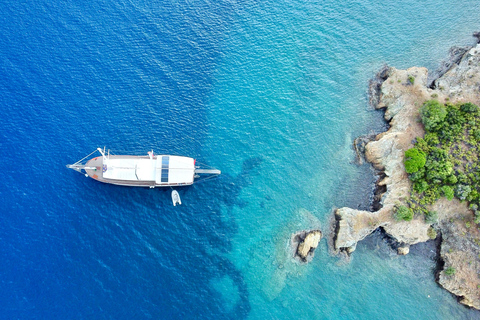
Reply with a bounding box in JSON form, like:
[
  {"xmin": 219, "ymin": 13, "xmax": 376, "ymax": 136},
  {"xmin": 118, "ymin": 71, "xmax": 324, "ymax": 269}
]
[
  {"xmin": 427, "ymin": 227, "xmax": 437, "ymax": 239},
  {"xmin": 404, "ymin": 148, "xmax": 427, "ymax": 173},
  {"xmin": 472, "ymin": 130, "xmax": 480, "ymax": 142},
  {"xmin": 414, "ymin": 138, "xmax": 429, "ymax": 153},
  {"xmin": 460, "ymin": 102, "xmax": 479, "ymax": 114},
  {"xmin": 425, "ymin": 211, "xmax": 438, "ymax": 224},
  {"xmin": 407, "ymin": 100, "xmax": 480, "ymax": 220},
  {"xmin": 467, "ymin": 189, "xmax": 479, "ymax": 202},
  {"xmin": 446, "ymin": 105, "xmax": 466, "ymax": 126},
  {"xmin": 395, "ymin": 205, "xmax": 414, "ymax": 221},
  {"xmin": 414, "ymin": 180, "xmax": 429, "ymax": 193},
  {"xmin": 424, "ymin": 148, "xmax": 453, "ymax": 183},
  {"xmin": 420, "ymin": 100, "xmax": 447, "ymax": 132},
  {"xmin": 444, "ymin": 266, "xmax": 456, "ymax": 276},
  {"xmin": 446, "ymin": 174, "xmax": 458, "ymax": 185},
  {"xmin": 423, "ymin": 187, "xmax": 441, "ymax": 204},
  {"xmin": 408, "ymin": 75, "xmax": 415, "ymax": 85},
  {"xmin": 424, "ymin": 132, "xmax": 440, "ymax": 146},
  {"xmin": 470, "ymin": 204, "xmax": 480, "ymax": 224},
  {"xmin": 441, "ymin": 185, "xmax": 454, "ymax": 201},
  {"xmin": 455, "ymin": 184, "xmax": 472, "ymax": 201},
  {"xmin": 409, "ymin": 168, "xmax": 426, "ymax": 182}
]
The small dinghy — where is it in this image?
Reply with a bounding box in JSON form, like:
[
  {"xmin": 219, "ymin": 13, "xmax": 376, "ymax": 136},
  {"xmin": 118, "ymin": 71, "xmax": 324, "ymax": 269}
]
[{"xmin": 171, "ymin": 190, "xmax": 181, "ymax": 206}]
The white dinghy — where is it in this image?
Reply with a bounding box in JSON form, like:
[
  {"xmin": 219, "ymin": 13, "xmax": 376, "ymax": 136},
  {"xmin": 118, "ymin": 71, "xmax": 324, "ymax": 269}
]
[{"xmin": 171, "ymin": 190, "xmax": 181, "ymax": 206}]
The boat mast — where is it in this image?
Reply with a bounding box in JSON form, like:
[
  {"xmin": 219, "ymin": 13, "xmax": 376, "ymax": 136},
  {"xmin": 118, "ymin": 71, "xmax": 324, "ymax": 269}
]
[{"xmin": 97, "ymin": 147, "xmax": 108, "ymax": 161}]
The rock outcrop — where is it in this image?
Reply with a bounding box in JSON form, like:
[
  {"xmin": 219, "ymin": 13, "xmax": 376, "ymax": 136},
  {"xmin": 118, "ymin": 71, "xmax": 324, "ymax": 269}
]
[
  {"xmin": 335, "ymin": 65, "xmax": 433, "ymax": 253},
  {"xmin": 292, "ymin": 230, "xmax": 322, "ymax": 262},
  {"xmin": 434, "ymin": 198, "xmax": 480, "ymax": 310},
  {"xmin": 334, "ymin": 36, "xmax": 480, "ymax": 309},
  {"xmin": 397, "ymin": 246, "xmax": 410, "ymax": 255}
]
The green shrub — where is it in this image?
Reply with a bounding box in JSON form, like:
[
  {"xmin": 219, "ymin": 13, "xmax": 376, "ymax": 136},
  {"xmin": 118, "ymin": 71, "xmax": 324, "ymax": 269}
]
[
  {"xmin": 446, "ymin": 175, "xmax": 458, "ymax": 185},
  {"xmin": 425, "ymin": 211, "xmax": 438, "ymax": 224},
  {"xmin": 472, "ymin": 130, "xmax": 480, "ymax": 142},
  {"xmin": 414, "ymin": 138, "xmax": 429, "ymax": 153},
  {"xmin": 423, "ymin": 187, "xmax": 441, "ymax": 204},
  {"xmin": 424, "ymin": 148, "xmax": 453, "ymax": 183},
  {"xmin": 395, "ymin": 205, "xmax": 414, "ymax": 221},
  {"xmin": 446, "ymin": 105, "xmax": 466, "ymax": 126},
  {"xmin": 444, "ymin": 266, "xmax": 456, "ymax": 276},
  {"xmin": 427, "ymin": 227, "xmax": 437, "ymax": 239},
  {"xmin": 467, "ymin": 189, "xmax": 479, "ymax": 202},
  {"xmin": 424, "ymin": 132, "xmax": 440, "ymax": 146},
  {"xmin": 409, "ymin": 169, "xmax": 426, "ymax": 182},
  {"xmin": 457, "ymin": 173, "xmax": 469, "ymax": 184},
  {"xmin": 460, "ymin": 102, "xmax": 479, "ymax": 114},
  {"xmin": 475, "ymin": 212, "xmax": 480, "ymax": 225},
  {"xmin": 470, "ymin": 204, "xmax": 480, "ymax": 224},
  {"xmin": 441, "ymin": 185, "xmax": 454, "ymax": 201},
  {"xmin": 408, "ymin": 75, "xmax": 415, "ymax": 85},
  {"xmin": 414, "ymin": 180, "xmax": 429, "ymax": 193},
  {"xmin": 404, "ymin": 148, "xmax": 427, "ymax": 173},
  {"xmin": 421, "ymin": 100, "xmax": 447, "ymax": 132},
  {"xmin": 455, "ymin": 184, "xmax": 472, "ymax": 201}
]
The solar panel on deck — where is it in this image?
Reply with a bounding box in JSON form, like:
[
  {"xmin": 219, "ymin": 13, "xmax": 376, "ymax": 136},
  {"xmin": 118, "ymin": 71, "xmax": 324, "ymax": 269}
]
[
  {"xmin": 161, "ymin": 156, "xmax": 169, "ymax": 182},
  {"xmin": 161, "ymin": 169, "xmax": 168, "ymax": 182},
  {"xmin": 162, "ymin": 156, "xmax": 169, "ymax": 168}
]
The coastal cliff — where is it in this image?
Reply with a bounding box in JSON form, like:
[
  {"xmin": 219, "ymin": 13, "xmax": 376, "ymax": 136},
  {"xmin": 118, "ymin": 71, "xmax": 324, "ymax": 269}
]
[{"xmin": 334, "ymin": 40, "xmax": 480, "ymax": 309}]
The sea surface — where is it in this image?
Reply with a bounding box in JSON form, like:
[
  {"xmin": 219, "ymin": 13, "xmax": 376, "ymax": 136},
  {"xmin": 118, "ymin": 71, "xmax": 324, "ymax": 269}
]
[{"xmin": 1, "ymin": 0, "xmax": 480, "ymax": 319}]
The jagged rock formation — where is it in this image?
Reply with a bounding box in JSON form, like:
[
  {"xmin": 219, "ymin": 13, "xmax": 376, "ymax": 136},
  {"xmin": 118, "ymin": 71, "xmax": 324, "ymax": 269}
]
[
  {"xmin": 335, "ymin": 66, "xmax": 433, "ymax": 253},
  {"xmin": 334, "ymin": 37, "xmax": 480, "ymax": 309},
  {"xmin": 434, "ymin": 198, "xmax": 480, "ymax": 310}
]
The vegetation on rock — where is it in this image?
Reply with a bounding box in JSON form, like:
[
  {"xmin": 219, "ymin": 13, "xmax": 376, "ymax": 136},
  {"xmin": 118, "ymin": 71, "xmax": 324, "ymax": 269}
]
[
  {"xmin": 394, "ymin": 205, "xmax": 414, "ymax": 221},
  {"xmin": 427, "ymin": 227, "xmax": 437, "ymax": 239},
  {"xmin": 444, "ymin": 266, "xmax": 456, "ymax": 276},
  {"xmin": 405, "ymin": 100, "xmax": 480, "ymax": 224},
  {"xmin": 420, "ymin": 100, "xmax": 447, "ymax": 132},
  {"xmin": 404, "ymin": 148, "xmax": 426, "ymax": 173}
]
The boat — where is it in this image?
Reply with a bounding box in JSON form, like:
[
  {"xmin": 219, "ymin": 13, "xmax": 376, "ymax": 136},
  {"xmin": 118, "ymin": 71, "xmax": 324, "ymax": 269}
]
[
  {"xmin": 171, "ymin": 190, "xmax": 181, "ymax": 206},
  {"xmin": 67, "ymin": 148, "xmax": 220, "ymax": 188}
]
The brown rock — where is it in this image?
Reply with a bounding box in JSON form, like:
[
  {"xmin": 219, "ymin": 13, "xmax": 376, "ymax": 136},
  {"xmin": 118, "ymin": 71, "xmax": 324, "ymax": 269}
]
[
  {"xmin": 295, "ymin": 230, "xmax": 322, "ymax": 262},
  {"xmin": 397, "ymin": 246, "xmax": 409, "ymax": 255}
]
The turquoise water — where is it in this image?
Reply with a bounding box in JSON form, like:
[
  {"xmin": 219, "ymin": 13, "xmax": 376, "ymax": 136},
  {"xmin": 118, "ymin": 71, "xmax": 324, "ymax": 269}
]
[
  {"xmin": 205, "ymin": 0, "xmax": 480, "ymax": 318},
  {"xmin": 1, "ymin": 0, "xmax": 480, "ymax": 318}
]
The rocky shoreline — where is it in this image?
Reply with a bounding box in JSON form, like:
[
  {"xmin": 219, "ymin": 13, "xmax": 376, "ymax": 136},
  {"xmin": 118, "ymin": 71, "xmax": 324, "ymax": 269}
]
[{"xmin": 334, "ymin": 34, "xmax": 480, "ymax": 309}]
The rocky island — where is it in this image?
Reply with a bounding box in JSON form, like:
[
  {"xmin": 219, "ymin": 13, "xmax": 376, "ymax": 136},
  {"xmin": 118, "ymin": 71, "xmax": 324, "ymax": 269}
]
[
  {"xmin": 334, "ymin": 34, "xmax": 480, "ymax": 309},
  {"xmin": 292, "ymin": 230, "xmax": 322, "ymax": 262}
]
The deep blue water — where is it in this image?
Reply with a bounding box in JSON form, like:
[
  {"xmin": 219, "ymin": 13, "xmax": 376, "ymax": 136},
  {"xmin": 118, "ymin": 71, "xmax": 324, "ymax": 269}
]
[{"xmin": 1, "ymin": 0, "xmax": 480, "ymax": 319}]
